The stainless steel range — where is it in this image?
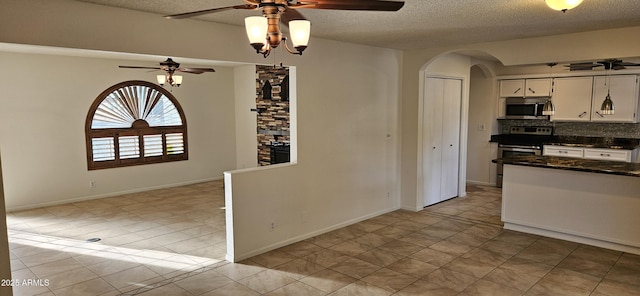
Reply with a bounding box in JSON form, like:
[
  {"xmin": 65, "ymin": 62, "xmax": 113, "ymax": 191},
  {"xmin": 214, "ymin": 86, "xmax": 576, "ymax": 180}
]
[{"xmin": 496, "ymin": 126, "xmax": 553, "ymax": 187}]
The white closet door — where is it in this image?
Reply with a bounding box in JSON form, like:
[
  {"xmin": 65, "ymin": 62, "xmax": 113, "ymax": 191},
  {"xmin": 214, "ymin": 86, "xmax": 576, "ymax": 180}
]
[
  {"xmin": 423, "ymin": 78, "xmax": 444, "ymax": 206},
  {"xmin": 440, "ymin": 79, "xmax": 461, "ymax": 201},
  {"xmin": 423, "ymin": 77, "xmax": 461, "ymax": 206}
]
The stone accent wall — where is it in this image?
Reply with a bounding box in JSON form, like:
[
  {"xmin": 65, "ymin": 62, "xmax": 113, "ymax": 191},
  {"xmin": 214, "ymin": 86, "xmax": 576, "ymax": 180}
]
[
  {"xmin": 256, "ymin": 65, "xmax": 290, "ymax": 166},
  {"xmin": 499, "ymin": 119, "xmax": 640, "ymax": 139}
]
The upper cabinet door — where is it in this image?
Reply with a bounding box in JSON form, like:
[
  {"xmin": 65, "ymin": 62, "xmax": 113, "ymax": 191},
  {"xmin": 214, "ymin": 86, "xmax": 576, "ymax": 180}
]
[
  {"xmin": 525, "ymin": 78, "xmax": 551, "ymax": 97},
  {"xmin": 499, "ymin": 80, "xmax": 525, "ymax": 97},
  {"xmin": 551, "ymin": 77, "xmax": 594, "ymax": 122},
  {"xmin": 591, "ymin": 75, "xmax": 639, "ymax": 123}
]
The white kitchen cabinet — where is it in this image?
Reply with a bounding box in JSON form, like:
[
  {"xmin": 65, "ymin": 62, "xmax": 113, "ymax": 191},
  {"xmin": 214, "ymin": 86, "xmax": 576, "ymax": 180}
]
[
  {"xmin": 583, "ymin": 148, "xmax": 633, "ymax": 162},
  {"xmin": 550, "ymin": 76, "xmax": 594, "ymax": 121},
  {"xmin": 543, "ymin": 146, "xmax": 584, "ymax": 158},
  {"xmin": 499, "ymin": 79, "xmax": 551, "ymax": 97},
  {"xmin": 423, "ymin": 77, "xmax": 461, "ymax": 207},
  {"xmin": 524, "ymin": 78, "xmax": 552, "ymax": 97},
  {"xmin": 544, "ymin": 146, "xmax": 639, "ymax": 162},
  {"xmin": 497, "ymin": 97, "xmax": 506, "ymax": 118},
  {"xmin": 499, "ymin": 80, "xmax": 524, "ymax": 97},
  {"xmin": 590, "ymin": 75, "xmax": 639, "ymax": 123}
]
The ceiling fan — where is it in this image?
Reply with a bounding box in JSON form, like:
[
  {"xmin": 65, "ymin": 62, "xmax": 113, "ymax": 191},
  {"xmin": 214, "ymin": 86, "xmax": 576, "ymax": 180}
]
[
  {"xmin": 566, "ymin": 59, "xmax": 640, "ymax": 71},
  {"xmin": 164, "ymin": 0, "xmax": 405, "ymax": 58},
  {"xmin": 119, "ymin": 58, "xmax": 215, "ymax": 87}
]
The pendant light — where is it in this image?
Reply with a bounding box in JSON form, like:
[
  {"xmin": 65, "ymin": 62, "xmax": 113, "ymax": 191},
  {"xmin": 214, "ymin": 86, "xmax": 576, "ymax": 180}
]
[
  {"xmin": 600, "ymin": 61, "xmax": 615, "ymax": 115},
  {"xmin": 542, "ymin": 63, "xmax": 557, "ymax": 115}
]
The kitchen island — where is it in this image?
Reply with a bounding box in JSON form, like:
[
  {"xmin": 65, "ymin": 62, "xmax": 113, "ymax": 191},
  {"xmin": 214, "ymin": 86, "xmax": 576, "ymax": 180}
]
[{"xmin": 498, "ymin": 155, "xmax": 640, "ymax": 255}]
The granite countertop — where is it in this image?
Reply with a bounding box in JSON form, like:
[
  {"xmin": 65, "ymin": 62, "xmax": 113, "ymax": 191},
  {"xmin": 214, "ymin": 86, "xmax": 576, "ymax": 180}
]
[{"xmin": 494, "ymin": 155, "xmax": 640, "ymax": 177}]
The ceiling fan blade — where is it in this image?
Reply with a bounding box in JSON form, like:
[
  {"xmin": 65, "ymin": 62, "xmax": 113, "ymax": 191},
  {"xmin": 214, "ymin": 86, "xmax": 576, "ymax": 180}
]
[
  {"xmin": 617, "ymin": 62, "xmax": 640, "ymax": 67},
  {"xmin": 164, "ymin": 4, "xmax": 257, "ymax": 19},
  {"xmin": 298, "ymin": 0, "xmax": 404, "ymax": 11},
  {"xmin": 177, "ymin": 67, "xmax": 216, "ymax": 74},
  {"xmin": 119, "ymin": 66, "xmax": 162, "ymax": 70},
  {"xmin": 281, "ymin": 9, "xmax": 307, "ymax": 26}
]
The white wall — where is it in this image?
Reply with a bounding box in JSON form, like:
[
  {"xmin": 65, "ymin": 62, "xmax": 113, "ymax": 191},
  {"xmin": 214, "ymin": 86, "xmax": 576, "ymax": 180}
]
[
  {"xmin": 466, "ymin": 65, "xmax": 497, "ymax": 185},
  {"xmin": 0, "ymin": 52, "xmax": 238, "ymax": 210},
  {"xmin": 234, "ymin": 65, "xmax": 258, "ymax": 169}
]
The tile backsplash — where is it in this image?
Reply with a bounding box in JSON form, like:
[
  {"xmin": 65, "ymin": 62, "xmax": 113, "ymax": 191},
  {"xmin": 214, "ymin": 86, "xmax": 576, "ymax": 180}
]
[{"xmin": 499, "ymin": 119, "xmax": 640, "ymax": 139}]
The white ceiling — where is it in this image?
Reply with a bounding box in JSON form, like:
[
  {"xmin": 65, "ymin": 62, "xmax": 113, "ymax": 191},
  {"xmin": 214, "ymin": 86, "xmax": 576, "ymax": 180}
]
[{"xmin": 73, "ymin": 0, "xmax": 640, "ymax": 52}]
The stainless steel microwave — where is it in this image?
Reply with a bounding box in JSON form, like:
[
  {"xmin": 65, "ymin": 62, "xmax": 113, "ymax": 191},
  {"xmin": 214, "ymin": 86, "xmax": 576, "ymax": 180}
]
[{"xmin": 504, "ymin": 98, "xmax": 549, "ymax": 119}]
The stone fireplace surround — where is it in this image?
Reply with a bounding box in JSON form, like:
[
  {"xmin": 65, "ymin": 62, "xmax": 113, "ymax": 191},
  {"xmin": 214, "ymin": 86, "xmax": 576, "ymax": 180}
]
[{"xmin": 256, "ymin": 65, "xmax": 290, "ymax": 166}]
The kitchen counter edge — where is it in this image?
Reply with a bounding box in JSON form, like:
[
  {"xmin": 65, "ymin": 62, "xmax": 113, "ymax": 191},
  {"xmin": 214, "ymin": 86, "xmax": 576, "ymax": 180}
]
[{"xmin": 493, "ymin": 155, "xmax": 640, "ymax": 177}]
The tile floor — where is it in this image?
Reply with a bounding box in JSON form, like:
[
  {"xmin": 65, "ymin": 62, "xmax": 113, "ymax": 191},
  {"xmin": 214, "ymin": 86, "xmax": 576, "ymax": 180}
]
[{"xmin": 5, "ymin": 181, "xmax": 640, "ymax": 295}]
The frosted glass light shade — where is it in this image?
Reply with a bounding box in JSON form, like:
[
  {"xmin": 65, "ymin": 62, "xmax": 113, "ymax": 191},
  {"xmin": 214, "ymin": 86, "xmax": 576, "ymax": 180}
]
[
  {"xmin": 289, "ymin": 20, "xmax": 311, "ymax": 47},
  {"xmin": 245, "ymin": 16, "xmax": 268, "ymax": 44},
  {"xmin": 157, "ymin": 75, "xmax": 166, "ymax": 85},
  {"xmin": 545, "ymin": 0, "xmax": 583, "ymax": 11},
  {"xmin": 173, "ymin": 75, "xmax": 183, "ymax": 86}
]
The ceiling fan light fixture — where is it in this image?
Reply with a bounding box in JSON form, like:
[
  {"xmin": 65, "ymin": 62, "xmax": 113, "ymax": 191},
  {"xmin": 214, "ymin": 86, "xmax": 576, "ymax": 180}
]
[
  {"xmin": 545, "ymin": 0, "xmax": 583, "ymax": 12},
  {"xmin": 289, "ymin": 20, "xmax": 311, "ymax": 48},
  {"xmin": 157, "ymin": 74, "xmax": 166, "ymax": 86},
  {"xmin": 245, "ymin": 16, "xmax": 269, "ymax": 50},
  {"xmin": 173, "ymin": 75, "xmax": 183, "ymax": 87}
]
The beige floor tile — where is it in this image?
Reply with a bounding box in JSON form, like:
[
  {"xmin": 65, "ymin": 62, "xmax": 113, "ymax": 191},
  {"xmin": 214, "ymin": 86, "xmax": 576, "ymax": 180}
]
[
  {"xmin": 29, "ymin": 257, "xmax": 84, "ymax": 278},
  {"xmin": 236, "ymin": 269, "xmax": 296, "ymax": 294},
  {"xmin": 422, "ymin": 268, "xmax": 478, "ymax": 292},
  {"xmin": 272, "ymin": 258, "xmax": 326, "ymax": 280},
  {"xmin": 395, "ymin": 279, "xmax": 458, "ymax": 296},
  {"xmin": 361, "ymin": 268, "xmax": 418, "ymax": 292},
  {"xmin": 264, "ymin": 281, "xmax": 326, "ymax": 296},
  {"xmin": 173, "ymin": 269, "xmax": 235, "ymax": 295},
  {"xmin": 592, "ymin": 278, "xmax": 640, "ymax": 296},
  {"xmin": 51, "ymin": 278, "xmax": 116, "ymax": 296},
  {"xmin": 459, "ymin": 279, "xmax": 523, "ymax": 296},
  {"xmin": 329, "ymin": 280, "xmax": 393, "ymax": 296},
  {"xmin": 101, "ymin": 265, "xmax": 161, "ymax": 289},
  {"xmin": 45, "ymin": 266, "xmax": 98, "ymax": 290},
  {"xmin": 483, "ymin": 266, "xmax": 541, "ymax": 292},
  {"xmin": 201, "ymin": 282, "xmax": 260, "ymax": 296},
  {"xmin": 299, "ymin": 268, "xmax": 357, "ymax": 293},
  {"xmin": 10, "ymin": 182, "xmax": 640, "ymax": 296},
  {"xmin": 328, "ymin": 257, "xmax": 381, "ymax": 279},
  {"xmin": 136, "ymin": 283, "xmax": 192, "ymax": 296}
]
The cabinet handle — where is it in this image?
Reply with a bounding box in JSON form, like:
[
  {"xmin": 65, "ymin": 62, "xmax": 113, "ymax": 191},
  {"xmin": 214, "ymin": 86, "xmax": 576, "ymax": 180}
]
[
  {"xmin": 595, "ymin": 111, "xmax": 604, "ymax": 118},
  {"xmin": 600, "ymin": 153, "xmax": 611, "ymax": 157},
  {"xmin": 528, "ymin": 87, "xmax": 535, "ymax": 94},
  {"xmin": 449, "ymin": 144, "xmax": 453, "ymax": 147},
  {"xmin": 578, "ymin": 111, "xmax": 587, "ymax": 118},
  {"xmin": 513, "ymin": 88, "xmax": 521, "ymax": 94},
  {"xmin": 433, "ymin": 147, "xmax": 436, "ymax": 150}
]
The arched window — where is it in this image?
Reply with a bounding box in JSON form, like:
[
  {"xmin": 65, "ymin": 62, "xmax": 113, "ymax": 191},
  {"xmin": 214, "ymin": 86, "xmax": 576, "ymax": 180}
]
[{"xmin": 85, "ymin": 80, "xmax": 188, "ymax": 170}]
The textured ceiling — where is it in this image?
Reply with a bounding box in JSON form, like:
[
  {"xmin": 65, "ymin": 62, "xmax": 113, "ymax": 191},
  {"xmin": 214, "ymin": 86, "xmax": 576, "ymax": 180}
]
[{"xmin": 74, "ymin": 0, "xmax": 640, "ymax": 51}]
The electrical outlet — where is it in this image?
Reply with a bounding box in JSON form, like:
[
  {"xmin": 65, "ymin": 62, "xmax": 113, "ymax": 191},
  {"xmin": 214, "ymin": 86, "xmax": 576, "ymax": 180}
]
[
  {"xmin": 269, "ymin": 221, "xmax": 275, "ymax": 231},
  {"xmin": 89, "ymin": 181, "xmax": 96, "ymax": 188}
]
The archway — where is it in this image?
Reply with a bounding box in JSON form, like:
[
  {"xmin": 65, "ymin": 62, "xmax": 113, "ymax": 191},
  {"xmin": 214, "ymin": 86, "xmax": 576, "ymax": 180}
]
[{"xmin": 417, "ymin": 51, "xmax": 501, "ymax": 208}]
